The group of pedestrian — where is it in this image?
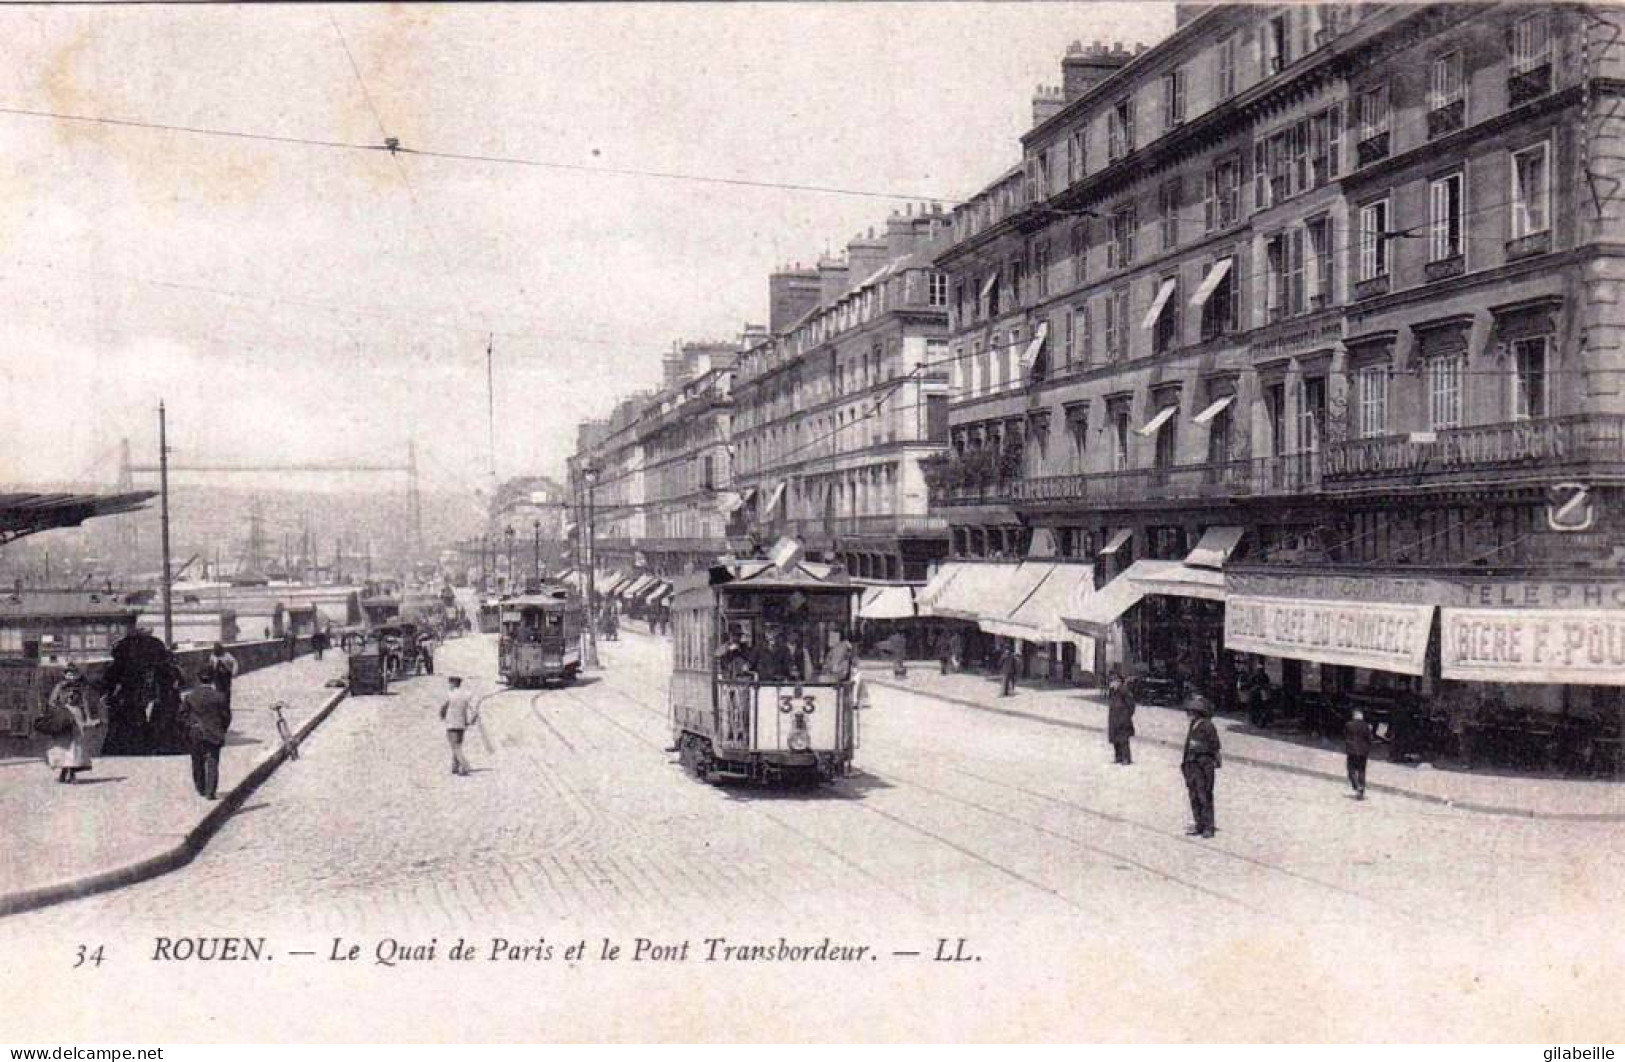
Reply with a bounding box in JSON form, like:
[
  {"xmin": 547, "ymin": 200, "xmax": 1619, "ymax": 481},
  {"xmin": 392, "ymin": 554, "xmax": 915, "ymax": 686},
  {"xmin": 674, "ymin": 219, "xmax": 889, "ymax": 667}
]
[{"xmin": 1100, "ymin": 665, "xmax": 1381, "ymax": 838}]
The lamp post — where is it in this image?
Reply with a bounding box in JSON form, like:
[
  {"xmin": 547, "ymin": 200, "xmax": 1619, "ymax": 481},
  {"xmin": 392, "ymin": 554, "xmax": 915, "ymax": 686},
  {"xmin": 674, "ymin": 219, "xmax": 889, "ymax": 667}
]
[
  {"xmin": 504, "ymin": 526, "xmax": 515, "ymax": 593},
  {"xmin": 533, "ymin": 519, "xmax": 542, "ymax": 583},
  {"xmin": 583, "ymin": 465, "xmax": 599, "ymax": 669}
]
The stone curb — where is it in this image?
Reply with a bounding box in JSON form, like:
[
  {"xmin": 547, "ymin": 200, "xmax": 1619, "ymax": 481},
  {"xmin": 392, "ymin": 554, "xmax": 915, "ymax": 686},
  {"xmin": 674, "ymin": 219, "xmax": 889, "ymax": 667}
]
[
  {"xmin": 0, "ymin": 684, "xmax": 350, "ymax": 919},
  {"xmin": 867, "ymin": 678, "xmax": 1625, "ymax": 824}
]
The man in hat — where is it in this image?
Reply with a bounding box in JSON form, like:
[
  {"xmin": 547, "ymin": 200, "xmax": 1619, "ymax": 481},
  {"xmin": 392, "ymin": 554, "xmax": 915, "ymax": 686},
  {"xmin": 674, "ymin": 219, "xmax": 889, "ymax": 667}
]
[
  {"xmin": 179, "ymin": 670, "xmax": 232, "ymax": 800},
  {"xmin": 438, "ymin": 675, "xmax": 477, "ymax": 776},
  {"xmin": 999, "ymin": 640, "xmax": 1020, "ymax": 697},
  {"xmin": 1345, "ymin": 708, "xmax": 1376, "ymax": 799},
  {"xmin": 1181, "ymin": 689, "xmax": 1222, "ymax": 838},
  {"xmin": 204, "ymin": 642, "xmax": 239, "ymax": 713},
  {"xmin": 1106, "ymin": 668, "xmax": 1136, "ymax": 765}
]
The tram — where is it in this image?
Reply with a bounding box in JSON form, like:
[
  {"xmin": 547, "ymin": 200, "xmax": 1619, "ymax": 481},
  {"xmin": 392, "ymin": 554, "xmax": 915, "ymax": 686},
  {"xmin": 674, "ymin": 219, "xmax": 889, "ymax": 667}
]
[
  {"xmin": 668, "ymin": 559, "xmax": 862, "ymax": 785},
  {"xmin": 477, "ymin": 597, "xmax": 503, "ymax": 635},
  {"xmin": 497, "ymin": 590, "xmax": 585, "ymax": 688}
]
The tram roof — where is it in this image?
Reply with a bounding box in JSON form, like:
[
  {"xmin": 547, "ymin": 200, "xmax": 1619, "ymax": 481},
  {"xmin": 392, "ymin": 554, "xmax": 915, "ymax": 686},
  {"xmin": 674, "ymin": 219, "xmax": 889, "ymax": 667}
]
[
  {"xmin": 500, "ymin": 590, "xmax": 573, "ymax": 607},
  {"xmin": 0, "ymin": 490, "xmax": 157, "ymax": 545},
  {"xmin": 670, "ymin": 559, "xmax": 855, "ymax": 603}
]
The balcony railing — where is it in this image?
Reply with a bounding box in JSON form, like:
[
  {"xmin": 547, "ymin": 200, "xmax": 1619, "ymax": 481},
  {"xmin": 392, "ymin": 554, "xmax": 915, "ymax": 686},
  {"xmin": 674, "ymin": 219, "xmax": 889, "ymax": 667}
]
[
  {"xmin": 1508, "ymin": 62, "xmax": 1553, "ymax": 107},
  {"xmin": 1507, "ymin": 230, "xmax": 1552, "ymax": 261},
  {"xmin": 1425, "ymin": 254, "xmax": 1466, "ymax": 282},
  {"xmin": 1355, "ymin": 131, "xmax": 1391, "ymax": 168},
  {"xmin": 1322, "ymin": 415, "xmax": 1625, "ymax": 491},
  {"xmin": 1427, "ymin": 99, "xmax": 1466, "ymax": 139},
  {"xmin": 931, "ymin": 454, "xmax": 1322, "ymax": 509}
]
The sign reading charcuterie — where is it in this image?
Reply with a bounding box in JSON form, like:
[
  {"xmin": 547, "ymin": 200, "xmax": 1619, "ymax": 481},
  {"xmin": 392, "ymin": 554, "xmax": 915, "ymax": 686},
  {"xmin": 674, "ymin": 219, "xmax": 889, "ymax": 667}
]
[
  {"xmin": 1441, "ymin": 608, "xmax": 1625, "ymax": 685},
  {"xmin": 1224, "ymin": 595, "xmax": 1434, "ymax": 676}
]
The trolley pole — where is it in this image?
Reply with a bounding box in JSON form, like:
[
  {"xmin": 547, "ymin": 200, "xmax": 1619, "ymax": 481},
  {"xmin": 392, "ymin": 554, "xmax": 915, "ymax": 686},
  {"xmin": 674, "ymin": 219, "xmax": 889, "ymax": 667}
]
[
  {"xmin": 158, "ymin": 401, "xmax": 174, "ymax": 647},
  {"xmin": 533, "ymin": 519, "xmax": 541, "ymax": 583}
]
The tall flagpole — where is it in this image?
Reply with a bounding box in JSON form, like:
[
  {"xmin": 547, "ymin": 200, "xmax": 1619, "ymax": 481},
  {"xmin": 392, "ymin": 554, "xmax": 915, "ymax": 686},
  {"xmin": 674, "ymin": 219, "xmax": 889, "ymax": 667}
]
[
  {"xmin": 158, "ymin": 401, "xmax": 174, "ymax": 647},
  {"xmin": 486, "ymin": 332, "xmax": 497, "ymax": 485}
]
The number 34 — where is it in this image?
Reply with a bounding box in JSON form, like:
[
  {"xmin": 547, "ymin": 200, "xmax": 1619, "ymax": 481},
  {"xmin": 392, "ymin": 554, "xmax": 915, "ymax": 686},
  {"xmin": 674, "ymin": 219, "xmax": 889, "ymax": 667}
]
[{"xmin": 73, "ymin": 945, "xmax": 105, "ymax": 968}]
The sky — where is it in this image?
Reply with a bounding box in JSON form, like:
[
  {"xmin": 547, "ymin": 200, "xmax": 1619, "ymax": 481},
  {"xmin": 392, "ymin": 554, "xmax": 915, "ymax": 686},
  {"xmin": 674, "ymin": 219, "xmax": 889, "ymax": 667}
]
[{"xmin": 0, "ymin": 2, "xmax": 1174, "ymax": 497}]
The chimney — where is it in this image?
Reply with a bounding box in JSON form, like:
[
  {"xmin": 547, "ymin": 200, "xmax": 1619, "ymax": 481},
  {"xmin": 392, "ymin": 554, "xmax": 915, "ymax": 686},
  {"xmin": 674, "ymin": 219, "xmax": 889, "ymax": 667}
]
[
  {"xmin": 846, "ymin": 227, "xmax": 889, "ymax": 289},
  {"xmin": 767, "ymin": 267, "xmax": 822, "ymax": 333},
  {"xmin": 1062, "ymin": 39, "xmax": 1137, "ymax": 103},
  {"xmin": 886, "ymin": 210, "xmax": 918, "ymax": 260},
  {"xmin": 1032, "ymin": 85, "xmax": 1065, "ymax": 128},
  {"xmin": 817, "ymin": 255, "xmax": 849, "ymax": 306}
]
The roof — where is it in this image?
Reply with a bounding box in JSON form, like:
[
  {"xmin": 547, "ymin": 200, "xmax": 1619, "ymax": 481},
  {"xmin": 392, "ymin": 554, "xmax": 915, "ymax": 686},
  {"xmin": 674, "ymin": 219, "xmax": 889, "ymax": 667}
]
[
  {"xmin": 0, "ymin": 491, "xmax": 156, "ymax": 545},
  {"xmin": 0, "ymin": 592, "xmax": 143, "ymax": 620},
  {"xmin": 500, "ymin": 591, "xmax": 573, "ymax": 607}
]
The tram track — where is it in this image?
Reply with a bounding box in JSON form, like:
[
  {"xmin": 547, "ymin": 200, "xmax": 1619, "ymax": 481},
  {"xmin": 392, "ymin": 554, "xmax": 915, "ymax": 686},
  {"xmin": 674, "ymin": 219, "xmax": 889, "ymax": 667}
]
[{"xmin": 588, "ymin": 658, "xmax": 1462, "ymax": 932}]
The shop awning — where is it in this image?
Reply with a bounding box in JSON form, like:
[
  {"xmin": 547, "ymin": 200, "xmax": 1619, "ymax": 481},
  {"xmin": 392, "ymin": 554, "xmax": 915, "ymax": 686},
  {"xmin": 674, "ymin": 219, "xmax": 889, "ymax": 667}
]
[
  {"xmin": 715, "ymin": 491, "xmax": 748, "ymax": 514},
  {"xmin": 1135, "ymin": 404, "xmax": 1177, "ymax": 437},
  {"xmin": 980, "ymin": 563, "xmax": 1095, "ymax": 643},
  {"xmin": 932, "ymin": 563, "xmax": 1044, "ymax": 623},
  {"xmin": 1019, "ymin": 322, "xmax": 1048, "ymax": 377},
  {"xmin": 859, "ymin": 585, "xmax": 917, "ymax": 620},
  {"xmin": 1184, "ymin": 526, "xmax": 1246, "ymax": 570},
  {"xmin": 1063, "ymin": 559, "xmax": 1224, "ymax": 637},
  {"xmin": 979, "ymin": 272, "xmax": 998, "ymax": 301},
  {"xmin": 1099, "ymin": 528, "xmax": 1134, "ymax": 556},
  {"xmin": 1225, "ymin": 595, "xmax": 1435, "ymax": 677},
  {"xmin": 1142, "ymin": 277, "xmax": 1178, "ymax": 331},
  {"xmin": 616, "ymin": 575, "xmax": 654, "ymax": 598},
  {"xmin": 1192, "ymin": 394, "xmax": 1235, "ymax": 426},
  {"xmin": 917, "ymin": 563, "xmax": 967, "ymax": 613},
  {"xmin": 647, "ymin": 585, "xmax": 674, "ymax": 608},
  {"xmin": 1128, "ymin": 559, "xmax": 1227, "ymax": 601},
  {"xmin": 1190, "ymin": 257, "xmax": 1233, "ymax": 308},
  {"xmin": 633, "ymin": 579, "xmax": 669, "ymax": 603}
]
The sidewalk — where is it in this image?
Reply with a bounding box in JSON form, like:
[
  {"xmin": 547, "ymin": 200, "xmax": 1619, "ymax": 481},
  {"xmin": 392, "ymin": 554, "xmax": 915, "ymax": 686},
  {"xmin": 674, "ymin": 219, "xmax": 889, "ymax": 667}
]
[
  {"xmin": 861, "ymin": 663, "xmax": 1625, "ymax": 821},
  {"xmin": 0, "ymin": 652, "xmax": 350, "ymax": 916}
]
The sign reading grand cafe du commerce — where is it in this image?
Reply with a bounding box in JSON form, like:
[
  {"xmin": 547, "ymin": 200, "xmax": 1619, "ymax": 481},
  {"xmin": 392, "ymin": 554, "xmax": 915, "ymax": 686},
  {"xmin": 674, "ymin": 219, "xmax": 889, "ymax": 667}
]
[{"xmin": 1223, "ymin": 572, "xmax": 1625, "ymax": 687}]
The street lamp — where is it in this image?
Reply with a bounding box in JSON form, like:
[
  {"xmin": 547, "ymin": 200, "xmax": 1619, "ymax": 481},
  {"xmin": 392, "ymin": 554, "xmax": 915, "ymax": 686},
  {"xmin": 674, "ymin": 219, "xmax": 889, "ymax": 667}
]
[
  {"xmin": 533, "ymin": 518, "xmax": 542, "ymax": 584},
  {"xmin": 504, "ymin": 526, "xmax": 515, "ymax": 593}
]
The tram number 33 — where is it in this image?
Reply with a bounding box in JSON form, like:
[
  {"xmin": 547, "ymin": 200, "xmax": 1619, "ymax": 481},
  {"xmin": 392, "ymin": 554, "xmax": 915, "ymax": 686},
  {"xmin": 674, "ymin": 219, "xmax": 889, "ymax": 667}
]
[{"xmin": 74, "ymin": 944, "xmax": 106, "ymax": 968}]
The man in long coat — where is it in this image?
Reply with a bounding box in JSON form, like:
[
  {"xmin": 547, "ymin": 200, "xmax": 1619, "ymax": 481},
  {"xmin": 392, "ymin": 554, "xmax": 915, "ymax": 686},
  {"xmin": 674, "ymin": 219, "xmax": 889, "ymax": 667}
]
[
  {"xmin": 1106, "ymin": 669, "xmax": 1136, "ymax": 765},
  {"xmin": 179, "ymin": 673, "xmax": 232, "ymax": 800},
  {"xmin": 1181, "ymin": 690, "xmax": 1222, "ymax": 838}
]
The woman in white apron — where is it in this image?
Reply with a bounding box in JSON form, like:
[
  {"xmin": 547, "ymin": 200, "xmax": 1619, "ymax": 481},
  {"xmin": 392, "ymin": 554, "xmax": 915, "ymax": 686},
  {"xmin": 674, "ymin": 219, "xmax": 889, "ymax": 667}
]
[{"xmin": 41, "ymin": 666, "xmax": 102, "ymax": 784}]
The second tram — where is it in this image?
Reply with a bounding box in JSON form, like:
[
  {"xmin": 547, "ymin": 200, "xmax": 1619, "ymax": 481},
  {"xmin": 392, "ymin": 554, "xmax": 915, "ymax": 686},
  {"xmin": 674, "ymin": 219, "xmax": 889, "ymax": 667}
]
[
  {"xmin": 497, "ymin": 590, "xmax": 585, "ymax": 687},
  {"xmin": 669, "ymin": 559, "xmax": 862, "ymax": 785}
]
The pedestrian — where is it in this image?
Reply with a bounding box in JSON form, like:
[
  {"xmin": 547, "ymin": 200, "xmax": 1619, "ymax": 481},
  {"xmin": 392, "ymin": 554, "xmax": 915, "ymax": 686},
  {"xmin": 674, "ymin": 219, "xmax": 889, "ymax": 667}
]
[
  {"xmin": 999, "ymin": 641, "xmax": 1020, "ymax": 697},
  {"xmin": 179, "ymin": 671, "xmax": 232, "ymax": 800},
  {"xmin": 1345, "ymin": 708, "xmax": 1375, "ymax": 799},
  {"xmin": 39, "ymin": 665, "xmax": 100, "ymax": 784},
  {"xmin": 1181, "ymin": 690, "xmax": 1222, "ymax": 838},
  {"xmin": 949, "ymin": 630, "xmax": 965, "ymax": 674},
  {"xmin": 935, "ymin": 628, "xmax": 953, "ymax": 675},
  {"xmin": 204, "ymin": 642, "xmax": 240, "ymax": 713},
  {"xmin": 1106, "ymin": 668, "xmax": 1136, "ymax": 765},
  {"xmin": 439, "ymin": 676, "xmax": 476, "ymax": 776},
  {"xmin": 417, "ymin": 630, "xmax": 437, "ymax": 675},
  {"xmin": 271, "ymin": 700, "xmax": 299, "ymax": 760},
  {"xmin": 312, "ymin": 628, "xmax": 328, "ymax": 661},
  {"xmin": 819, "ymin": 629, "xmax": 855, "ymax": 683},
  {"xmin": 1246, "ymin": 665, "xmax": 1273, "ymax": 728}
]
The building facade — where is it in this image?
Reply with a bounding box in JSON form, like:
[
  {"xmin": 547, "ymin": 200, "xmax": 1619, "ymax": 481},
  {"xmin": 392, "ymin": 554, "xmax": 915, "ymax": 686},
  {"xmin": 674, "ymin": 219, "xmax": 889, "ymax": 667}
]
[
  {"xmin": 733, "ymin": 207, "xmax": 955, "ymax": 584},
  {"xmin": 928, "ymin": 1, "xmax": 1625, "ymax": 747}
]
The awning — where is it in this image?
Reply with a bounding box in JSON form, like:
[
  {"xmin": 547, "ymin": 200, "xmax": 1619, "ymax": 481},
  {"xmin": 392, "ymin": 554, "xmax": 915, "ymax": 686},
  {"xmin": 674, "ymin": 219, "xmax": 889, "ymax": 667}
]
[
  {"xmin": 1063, "ymin": 559, "xmax": 1224, "ymax": 637},
  {"xmin": 1142, "ymin": 277, "xmax": 1178, "ymax": 331},
  {"xmin": 1226, "ymin": 595, "xmax": 1435, "ymax": 677},
  {"xmin": 1190, "ymin": 257, "xmax": 1233, "ymax": 308},
  {"xmin": 859, "ymin": 585, "xmax": 917, "ymax": 620},
  {"xmin": 617, "ymin": 574, "xmax": 655, "ymax": 598},
  {"xmin": 917, "ymin": 563, "xmax": 967, "ymax": 613},
  {"xmin": 1135, "ymin": 404, "xmax": 1177, "ymax": 437},
  {"xmin": 647, "ymin": 585, "xmax": 674, "ymax": 608},
  {"xmin": 979, "ymin": 272, "xmax": 998, "ymax": 301},
  {"xmin": 933, "ymin": 563, "xmax": 1046, "ymax": 623},
  {"xmin": 1192, "ymin": 394, "xmax": 1234, "ymax": 426},
  {"xmin": 1099, "ymin": 528, "xmax": 1133, "ymax": 556},
  {"xmin": 1184, "ymin": 526, "xmax": 1246, "ymax": 570},
  {"xmin": 1440, "ymin": 608, "xmax": 1625, "ymax": 685},
  {"xmin": 1026, "ymin": 527, "xmax": 1059, "ymax": 559},
  {"xmin": 1128, "ymin": 559, "xmax": 1226, "ymax": 601},
  {"xmin": 632, "ymin": 579, "xmax": 669, "ymax": 603},
  {"xmin": 762, "ymin": 481, "xmax": 787, "ymax": 517},
  {"xmin": 715, "ymin": 491, "xmax": 748, "ymax": 515},
  {"xmin": 1019, "ymin": 322, "xmax": 1049, "ymax": 377},
  {"xmin": 981, "ymin": 563, "xmax": 1095, "ymax": 643}
]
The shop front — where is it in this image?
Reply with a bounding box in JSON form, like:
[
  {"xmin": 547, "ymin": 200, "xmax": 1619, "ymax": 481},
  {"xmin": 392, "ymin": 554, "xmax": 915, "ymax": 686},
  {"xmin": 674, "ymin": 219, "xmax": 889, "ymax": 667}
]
[
  {"xmin": 1223, "ymin": 571, "xmax": 1625, "ymax": 775},
  {"xmin": 977, "ymin": 561, "xmax": 1096, "ymax": 683}
]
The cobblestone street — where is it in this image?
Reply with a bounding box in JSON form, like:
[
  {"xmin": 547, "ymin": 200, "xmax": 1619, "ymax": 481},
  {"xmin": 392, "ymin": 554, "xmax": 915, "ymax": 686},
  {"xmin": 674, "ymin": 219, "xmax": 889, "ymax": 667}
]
[{"xmin": 4, "ymin": 631, "xmax": 1623, "ymax": 1040}]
